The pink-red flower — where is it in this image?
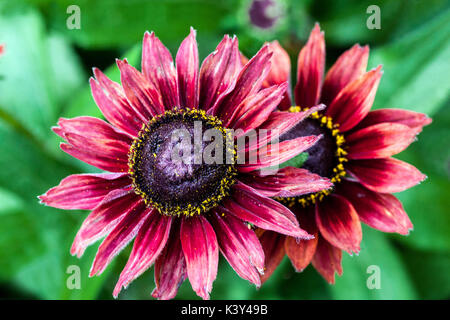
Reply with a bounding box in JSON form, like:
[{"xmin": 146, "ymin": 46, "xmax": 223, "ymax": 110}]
[
  {"xmin": 257, "ymin": 23, "xmax": 431, "ymax": 283},
  {"xmin": 39, "ymin": 28, "xmax": 332, "ymax": 299}
]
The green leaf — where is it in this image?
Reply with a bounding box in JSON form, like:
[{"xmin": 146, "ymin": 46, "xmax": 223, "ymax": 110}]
[
  {"xmin": 369, "ymin": 8, "xmax": 450, "ymax": 116},
  {"xmin": 253, "ymin": 257, "xmax": 332, "ymax": 299},
  {"xmin": 39, "ymin": 0, "xmax": 231, "ymax": 52},
  {"xmin": 0, "ymin": 4, "xmax": 84, "ymax": 142},
  {"xmin": 330, "ymin": 226, "xmax": 418, "ymax": 299},
  {"xmin": 0, "ymin": 121, "xmax": 112, "ymax": 299},
  {"xmin": 398, "ymin": 246, "xmax": 450, "ymax": 300},
  {"xmin": 278, "ymin": 152, "xmax": 309, "ymax": 170},
  {"xmin": 316, "ymin": 0, "xmax": 449, "ymax": 46}
]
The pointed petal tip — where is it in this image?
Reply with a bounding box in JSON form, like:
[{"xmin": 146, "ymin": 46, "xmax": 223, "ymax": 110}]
[
  {"xmin": 91, "ymin": 67, "xmax": 99, "ymax": 77},
  {"xmin": 88, "ymin": 76, "xmax": 97, "ymax": 85},
  {"xmin": 314, "ymin": 103, "xmax": 327, "ymax": 111},
  {"xmin": 373, "ymin": 65, "xmax": 383, "ymax": 74},
  {"xmin": 144, "ymin": 30, "xmax": 155, "ymax": 38},
  {"xmin": 313, "ymin": 22, "xmax": 322, "ymax": 32}
]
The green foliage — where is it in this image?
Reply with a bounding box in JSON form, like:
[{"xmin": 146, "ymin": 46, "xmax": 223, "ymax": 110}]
[
  {"xmin": 278, "ymin": 152, "xmax": 309, "ymax": 170},
  {"xmin": 0, "ymin": 0, "xmax": 448, "ymax": 300}
]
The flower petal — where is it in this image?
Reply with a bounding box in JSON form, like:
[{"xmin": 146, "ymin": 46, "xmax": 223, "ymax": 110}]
[
  {"xmin": 258, "ymin": 230, "xmax": 286, "ymax": 283},
  {"xmin": 60, "ymin": 143, "xmax": 129, "ymax": 173},
  {"xmin": 355, "ymin": 108, "xmax": 432, "ymax": 132},
  {"xmin": 142, "ymin": 31, "xmax": 178, "ymax": 109},
  {"xmin": 315, "ymin": 194, "xmax": 362, "ymax": 254},
  {"xmin": 70, "ymin": 188, "xmax": 138, "ymax": 258},
  {"xmin": 311, "ymin": 236, "xmax": 343, "ymax": 284},
  {"xmin": 90, "ymin": 199, "xmax": 150, "ymax": 277},
  {"xmin": 321, "ymin": 44, "xmax": 369, "ymax": 106},
  {"xmin": 347, "ymin": 158, "xmax": 426, "ymax": 193},
  {"xmin": 55, "ymin": 116, "xmax": 132, "ymax": 145},
  {"xmin": 325, "ymin": 66, "xmax": 383, "ymax": 132},
  {"xmin": 241, "ymin": 105, "xmax": 326, "ymax": 149},
  {"xmin": 199, "ymin": 35, "xmax": 241, "ymax": 111},
  {"xmin": 225, "ymin": 182, "xmax": 313, "ymax": 239},
  {"xmin": 117, "ymin": 59, "xmax": 165, "ymax": 118},
  {"xmin": 91, "ymin": 68, "xmax": 147, "ymax": 137},
  {"xmin": 226, "ymin": 82, "xmax": 288, "ymax": 131},
  {"xmin": 55, "ymin": 117, "xmax": 131, "ymax": 172},
  {"xmin": 346, "ymin": 123, "xmax": 418, "ymax": 160},
  {"xmin": 113, "ymin": 210, "xmax": 172, "ymax": 298},
  {"xmin": 240, "ymin": 166, "xmax": 332, "ymax": 198},
  {"xmin": 214, "ymin": 44, "xmax": 272, "ymax": 118},
  {"xmin": 263, "ymin": 41, "xmax": 292, "ymax": 110},
  {"xmin": 176, "ymin": 27, "xmax": 199, "ymax": 109},
  {"xmin": 152, "ymin": 221, "xmax": 187, "ymax": 300},
  {"xmin": 338, "ymin": 180, "xmax": 413, "ymax": 235},
  {"xmin": 39, "ymin": 173, "xmax": 131, "ymax": 210},
  {"xmin": 180, "ymin": 216, "xmax": 218, "ymax": 300},
  {"xmin": 294, "ymin": 23, "xmax": 325, "ymax": 108},
  {"xmin": 210, "ymin": 210, "xmax": 264, "ymax": 286},
  {"xmin": 285, "ymin": 206, "xmax": 318, "ymax": 272},
  {"xmin": 237, "ymin": 135, "xmax": 321, "ymax": 173}
]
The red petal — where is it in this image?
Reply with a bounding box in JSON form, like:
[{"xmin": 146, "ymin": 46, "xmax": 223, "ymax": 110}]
[
  {"xmin": 285, "ymin": 206, "xmax": 318, "ymax": 272},
  {"xmin": 338, "ymin": 180, "xmax": 413, "ymax": 235},
  {"xmin": 355, "ymin": 108, "xmax": 432, "ymax": 132},
  {"xmin": 325, "ymin": 66, "xmax": 382, "ymax": 132},
  {"xmin": 226, "ymin": 82, "xmax": 288, "ymax": 131},
  {"xmin": 242, "ymin": 105, "xmax": 326, "ymax": 149},
  {"xmin": 210, "ymin": 211, "xmax": 264, "ymax": 286},
  {"xmin": 60, "ymin": 143, "xmax": 128, "ymax": 173},
  {"xmin": 237, "ymin": 135, "xmax": 321, "ymax": 173},
  {"xmin": 199, "ymin": 35, "xmax": 241, "ymax": 111},
  {"xmin": 55, "ymin": 117, "xmax": 131, "ymax": 172},
  {"xmin": 225, "ymin": 182, "xmax": 313, "ymax": 239},
  {"xmin": 347, "ymin": 158, "xmax": 426, "ymax": 193},
  {"xmin": 214, "ymin": 44, "xmax": 272, "ymax": 118},
  {"xmin": 117, "ymin": 59, "xmax": 165, "ymax": 118},
  {"xmin": 55, "ymin": 116, "xmax": 132, "ymax": 145},
  {"xmin": 176, "ymin": 27, "xmax": 199, "ymax": 109},
  {"xmin": 315, "ymin": 194, "xmax": 362, "ymax": 254},
  {"xmin": 294, "ymin": 23, "xmax": 325, "ymax": 108},
  {"xmin": 240, "ymin": 166, "xmax": 332, "ymax": 198},
  {"xmin": 258, "ymin": 230, "xmax": 286, "ymax": 283},
  {"xmin": 311, "ymin": 236, "xmax": 343, "ymax": 284},
  {"xmin": 90, "ymin": 200, "xmax": 150, "ymax": 277},
  {"xmin": 321, "ymin": 44, "xmax": 369, "ymax": 106},
  {"xmin": 180, "ymin": 216, "xmax": 218, "ymax": 300},
  {"xmin": 142, "ymin": 31, "xmax": 179, "ymax": 109},
  {"xmin": 347, "ymin": 122, "xmax": 418, "ymax": 160},
  {"xmin": 113, "ymin": 210, "xmax": 172, "ymax": 297},
  {"xmin": 91, "ymin": 69, "xmax": 147, "ymax": 136},
  {"xmin": 152, "ymin": 221, "xmax": 187, "ymax": 300},
  {"xmin": 263, "ymin": 41, "xmax": 292, "ymax": 110},
  {"xmin": 39, "ymin": 173, "xmax": 131, "ymax": 210},
  {"xmin": 70, "ymin": 188, "xmax": 138, "ymax": 258}
]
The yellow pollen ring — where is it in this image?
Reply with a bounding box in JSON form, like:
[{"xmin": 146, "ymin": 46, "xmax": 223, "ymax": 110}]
[
  {"xmin": 128, "ymin": 108, "xmax": 237, "ymax": 217},
  {"xmin": 280, "ymin": 106, "xmax": 348, "ymax": 207}
]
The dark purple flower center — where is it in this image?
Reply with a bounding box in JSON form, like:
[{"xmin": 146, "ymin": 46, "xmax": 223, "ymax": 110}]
[
  {"xmin": 280, "ymin": 118, "xmax": 337, "ymax": 178},
  {"xmin": 278, "ymin": 108, "xmax": 348, "ymax": 207},
  {"xmin": 129, "ymin": 109, "xmax": 236, "ymax": 216}
]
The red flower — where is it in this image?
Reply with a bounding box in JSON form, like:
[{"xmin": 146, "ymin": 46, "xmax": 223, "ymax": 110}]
[
  {"xmin": 39, "ymin": 28, "xmax": 332, "ymax": 299},
  {"xmin": 258, "ymin": 24, "xmax": 431, "ymax": 283}
]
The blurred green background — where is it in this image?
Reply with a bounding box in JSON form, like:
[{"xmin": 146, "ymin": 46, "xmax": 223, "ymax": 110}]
[{"xmin": 0, "ymin": 0, "xmax": 449, "ymax": 300}]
